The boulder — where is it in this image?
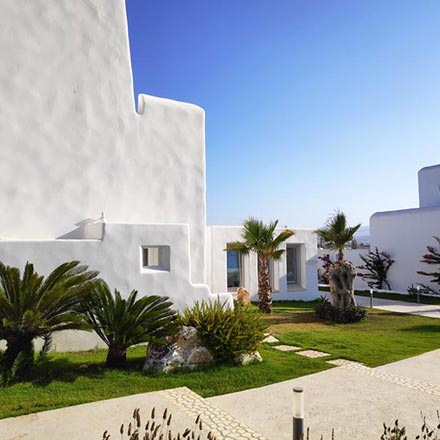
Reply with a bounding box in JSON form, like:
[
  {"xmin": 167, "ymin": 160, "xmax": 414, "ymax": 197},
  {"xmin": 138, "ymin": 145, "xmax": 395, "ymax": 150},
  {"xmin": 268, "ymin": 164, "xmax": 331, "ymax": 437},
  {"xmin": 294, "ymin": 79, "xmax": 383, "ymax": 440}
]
[
  {"xmin": 236, "ymin": 287, "xmax": 251, "ymax": 306},
  {"xmin": 234, "ymin": 351, "xmax": 262, "ymax": 365},
  {"xmin": 143, "ymin": 326, "xmax": 214, "ymax": 373}
]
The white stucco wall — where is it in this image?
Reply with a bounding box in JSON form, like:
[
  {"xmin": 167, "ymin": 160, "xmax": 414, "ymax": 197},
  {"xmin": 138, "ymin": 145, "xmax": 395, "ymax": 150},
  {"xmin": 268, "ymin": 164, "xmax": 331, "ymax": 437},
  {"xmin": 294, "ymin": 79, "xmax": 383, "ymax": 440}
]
[
  {"xmin": 418, "ymin": 164, "xmax": 440, "ymax": 209},
  {"xmin": 0, "ymin": 223, "xmax": 231, "ymax": 351},
  {"xmin": 370, "ymin": 206, "xmax": 440, "ymax": 293},
  {"xmin": 207, "ymin": 226, "xmax": 319, "ymax": 301},
  {"xmin": 0, "ymin": 0, "xmax": 206, "ymax": 284}
]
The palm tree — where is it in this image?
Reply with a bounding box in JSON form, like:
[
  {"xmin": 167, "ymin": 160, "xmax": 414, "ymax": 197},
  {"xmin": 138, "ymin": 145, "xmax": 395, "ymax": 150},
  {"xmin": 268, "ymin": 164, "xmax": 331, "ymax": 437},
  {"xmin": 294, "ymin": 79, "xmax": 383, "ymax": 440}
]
[
  {"xmin": 316, "ymin": 211, "xmax": 361, "ymax": 260},
  {"xmin": 226, "ymin": 218, "xmax": 294, "ymax": 314},
  {"xmin": 84, "ymin": 282, "xmax": 178, "ymax": 368},
  {"xmin": 0, "ymin": 261, "xmax": 99, "ymax": 379}
]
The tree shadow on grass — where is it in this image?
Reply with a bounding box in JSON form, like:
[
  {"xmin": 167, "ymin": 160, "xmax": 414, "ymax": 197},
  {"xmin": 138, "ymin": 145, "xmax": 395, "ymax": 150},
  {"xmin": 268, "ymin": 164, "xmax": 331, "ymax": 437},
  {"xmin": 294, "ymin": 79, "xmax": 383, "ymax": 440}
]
[
  {"xmin": 400, "ymin": 324, "xmax": 440, "ymax": 334},
  {"xmin": 265, "ymin": 312, "xmax": 320, "ymax": 326},
  {"xmin": 22, "ymin": 353, "xmax": 146, "ymax": 387}
]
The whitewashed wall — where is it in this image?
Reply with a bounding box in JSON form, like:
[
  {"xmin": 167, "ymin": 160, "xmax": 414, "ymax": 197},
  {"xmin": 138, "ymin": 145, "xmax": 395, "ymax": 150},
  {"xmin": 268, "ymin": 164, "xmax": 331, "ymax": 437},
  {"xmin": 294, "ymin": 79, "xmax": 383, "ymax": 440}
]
[
  {"xmin": 207, "ymin": 226, "xmax": 319, "ymax": 301},
  {"xmin": 0, "ymin": 0, "xmax": 206, "ymax": 285},
  {"xmin": 0, "ymin": 224, "xmax": 232, "ymax": 351},
  {"xmin": 419, "ymin": 164, "xmax": 440, "ymax": 208},
  {"xmin": 370, "ymin": 207, "xmax": 440, "ymax": 293}
]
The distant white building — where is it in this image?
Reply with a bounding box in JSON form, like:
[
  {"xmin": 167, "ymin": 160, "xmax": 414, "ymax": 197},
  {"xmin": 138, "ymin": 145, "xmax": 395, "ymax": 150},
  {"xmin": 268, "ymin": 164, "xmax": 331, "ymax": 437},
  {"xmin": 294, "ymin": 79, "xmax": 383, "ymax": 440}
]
[
  {"xmin": 207, "ymin": 226, "xmax": 319, "ymax": 301},
  {"xmin": 370, "ymin": 164, "xmax": 440, "ymax": 293},
  {"xmin": 0, "ymin": 1, "xmax": 319, "ymax": 350}
]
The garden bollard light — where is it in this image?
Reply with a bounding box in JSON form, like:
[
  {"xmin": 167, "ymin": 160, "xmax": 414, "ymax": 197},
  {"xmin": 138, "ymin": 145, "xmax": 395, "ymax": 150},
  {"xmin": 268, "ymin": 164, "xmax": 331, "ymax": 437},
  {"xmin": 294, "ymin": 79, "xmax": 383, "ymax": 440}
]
[
  {"xmin": 293, "ymin": 387, "xmax": 304, "ymax": 440},
  {"xmin": 370, "ymin": 289, "xmax": 373, "ymax": 308},
  {"xmin": 417, "ymin": 285, "xmax": 420, "ymax": 304}
]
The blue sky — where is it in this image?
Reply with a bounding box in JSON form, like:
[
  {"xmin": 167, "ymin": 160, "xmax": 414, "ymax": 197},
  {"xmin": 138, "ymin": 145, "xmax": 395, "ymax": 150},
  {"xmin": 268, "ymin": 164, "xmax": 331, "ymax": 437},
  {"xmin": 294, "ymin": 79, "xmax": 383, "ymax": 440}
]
[{"xmin": 126, "ymin": 0, "xmax": 440, "ymax": 229}]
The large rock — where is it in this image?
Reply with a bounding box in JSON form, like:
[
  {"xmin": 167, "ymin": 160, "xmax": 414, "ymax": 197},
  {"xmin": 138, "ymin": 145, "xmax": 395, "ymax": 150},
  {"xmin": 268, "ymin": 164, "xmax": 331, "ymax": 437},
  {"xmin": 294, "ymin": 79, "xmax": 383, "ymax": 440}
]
[
  {"xmin": 236, "ymin": 287, "xmax": 251, "ymax": 306},
  {"xmin": 234, "ymin": 351, "xmax": 262, "ymax": 365},
  {"xmin": 143, "ymin": 326, "xmax": 214, "ymax": 373}
]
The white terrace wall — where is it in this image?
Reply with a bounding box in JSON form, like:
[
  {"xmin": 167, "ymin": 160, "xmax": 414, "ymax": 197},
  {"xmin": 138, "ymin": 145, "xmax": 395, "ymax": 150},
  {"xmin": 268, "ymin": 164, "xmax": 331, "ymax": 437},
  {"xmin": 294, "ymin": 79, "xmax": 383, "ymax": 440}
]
[
  {"xmin": 0, "ymin": 224, "xmax": 217, "ymax": 351},
  {"xmin": 207, "ymin": 226, "xmax": 319, "ymax": 301},
  {"xmin": 0, "ymin": 0, "xmax": 206, "ymax": 285},
  {"xmin": 370, "ymin": 207, "xmax": 440, "ymax": 293}
]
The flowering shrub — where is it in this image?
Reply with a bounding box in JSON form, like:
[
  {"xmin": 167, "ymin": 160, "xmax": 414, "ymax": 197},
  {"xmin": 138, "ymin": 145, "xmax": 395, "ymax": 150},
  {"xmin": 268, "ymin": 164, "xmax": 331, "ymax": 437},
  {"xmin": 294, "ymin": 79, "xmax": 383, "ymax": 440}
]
[
  {"xmin": 357, "ymin": 247, "xmax": 394, "ymax": 290},
  {"xmin": 318, "ymin": 254, "xmax": 333, "ymax": 284},
  {"xmin": 417, "ymin": 236, "xmax": 440, "ymax": 292}
]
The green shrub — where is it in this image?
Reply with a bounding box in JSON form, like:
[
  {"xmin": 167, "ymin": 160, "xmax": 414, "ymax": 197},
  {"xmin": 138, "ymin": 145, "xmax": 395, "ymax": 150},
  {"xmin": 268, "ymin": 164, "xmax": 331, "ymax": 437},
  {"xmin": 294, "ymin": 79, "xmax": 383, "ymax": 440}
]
[
  {"xmin": 179, "ymin": 300, "xmax": 267, "ymax": 363},
  {"xmin": 0, "ymin": 261, "xmax": 99, "ymax": 383},
  {"xmin": 83, "ymin": 281, "xmax": 178, "ymax": 368},
  {"xmin": 315, "ymin": 296, "xmax": 367, "ymax": 323}
]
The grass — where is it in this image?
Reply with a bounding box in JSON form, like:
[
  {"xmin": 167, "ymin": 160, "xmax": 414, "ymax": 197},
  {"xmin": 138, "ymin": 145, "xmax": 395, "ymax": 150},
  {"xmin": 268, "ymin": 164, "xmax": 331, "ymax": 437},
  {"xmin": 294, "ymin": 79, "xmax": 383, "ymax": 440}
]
[
  {"xmin": 269, "ymin": 301, "xmax": 440, "ymax": 367},
  {"xmin": 1, "ymin": 300, "xmax": 440, "ymax": 419},
  {"xmin": 319, "ymin": 285, "xmax": 440, "ymax": 305},
  {"xmin": 0, "ymin": 344, "xmax": 330, "ymax": 419}
]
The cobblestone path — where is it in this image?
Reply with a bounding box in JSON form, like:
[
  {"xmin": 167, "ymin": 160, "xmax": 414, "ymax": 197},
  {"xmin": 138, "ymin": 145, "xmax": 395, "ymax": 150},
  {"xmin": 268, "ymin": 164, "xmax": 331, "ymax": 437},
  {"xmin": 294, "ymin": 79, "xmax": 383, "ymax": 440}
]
[{"xmin": 161, "ymin": 387, "xmax": 270, "ymax": 440}]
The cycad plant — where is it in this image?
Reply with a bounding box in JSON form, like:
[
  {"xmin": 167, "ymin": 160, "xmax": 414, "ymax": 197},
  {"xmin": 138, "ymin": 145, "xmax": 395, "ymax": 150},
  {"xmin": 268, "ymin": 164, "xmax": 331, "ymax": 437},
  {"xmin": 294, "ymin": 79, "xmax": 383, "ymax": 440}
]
[
  {"xmin": 84, "ymin": 282, "xmax": 178, "ymax": 368},
  {"xmin": 0, "ymin": 261, "xmax": 99, "ymax": 381},
  {"xmin": 226, "ymin": 218, "xmax": 294, "ymax": 313},
  {"xmin": 316, "ymin": 211, "xmax": 361, "ymax": 261}
]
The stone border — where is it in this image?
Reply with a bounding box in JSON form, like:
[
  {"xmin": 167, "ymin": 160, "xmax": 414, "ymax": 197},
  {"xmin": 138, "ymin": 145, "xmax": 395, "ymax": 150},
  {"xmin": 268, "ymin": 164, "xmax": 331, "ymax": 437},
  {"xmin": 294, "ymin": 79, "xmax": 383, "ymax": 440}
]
[
  {"xmin": 328, "ymin": 359, "xmax": 440, "ymax": 396},
  {"xmin": 161, "ymin": 387, "xmax": 269, "ymax": 440}
]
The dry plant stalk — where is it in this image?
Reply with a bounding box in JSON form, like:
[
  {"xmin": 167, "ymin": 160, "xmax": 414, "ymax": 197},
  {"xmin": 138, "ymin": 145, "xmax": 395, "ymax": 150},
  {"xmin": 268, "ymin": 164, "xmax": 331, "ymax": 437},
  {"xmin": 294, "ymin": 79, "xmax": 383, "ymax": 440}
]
[{"xmin": 102, "ymin": 407, "xmax": 217, "ymax": 440}]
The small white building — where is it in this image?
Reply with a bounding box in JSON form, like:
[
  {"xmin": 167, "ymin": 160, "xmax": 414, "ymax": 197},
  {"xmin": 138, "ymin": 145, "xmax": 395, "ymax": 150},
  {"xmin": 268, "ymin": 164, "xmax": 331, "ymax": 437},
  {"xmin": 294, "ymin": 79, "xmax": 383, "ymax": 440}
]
[
  {"xmin": 370, "ymin": 164, "xmax": 440, "ymax": 293},
  {"xmin": 0, "ymin": 1, "xmax": 320, "ymax": 350},
  {"xmin": 207, "ymin": 226, "xmax": 319, "ymax": 301}
]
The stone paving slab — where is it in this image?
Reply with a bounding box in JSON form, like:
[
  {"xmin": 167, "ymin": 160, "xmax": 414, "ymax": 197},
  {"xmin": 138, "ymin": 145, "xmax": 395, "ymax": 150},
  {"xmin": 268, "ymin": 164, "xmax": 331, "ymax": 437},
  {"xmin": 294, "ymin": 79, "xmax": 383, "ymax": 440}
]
[
  {"xmin": 263, "ymin": 335, "xmax": 279, "ymax": 343},
  {"xmin": 375, "ymin": 349, "xmax": 440, "ymax": 387},
  {"xmin": 208, "ymin": 350, "xmax": 440, "ymax": 440},
  {"xmin": 328, "ymin": 358, "xmax": 440, "ymax": 396},
  {"xmin": 296, "ymin": 349, "xmax": 331, "ymax": 358},
  {"xmin": 355, "ymin": 295, "xmax": 440, "ymax": 319},
  {"xmin": 0, "ymin": 389, "xmax": 197, "ymax": 440},
  {"xmin": 273, "ymin": 345, "xmax": 302, "ymax": 351}
]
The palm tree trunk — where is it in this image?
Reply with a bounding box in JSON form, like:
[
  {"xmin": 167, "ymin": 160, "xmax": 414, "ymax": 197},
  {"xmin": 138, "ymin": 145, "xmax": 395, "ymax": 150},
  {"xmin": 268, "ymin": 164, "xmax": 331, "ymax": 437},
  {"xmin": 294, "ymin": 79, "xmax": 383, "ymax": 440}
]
[
  {"xmin": 338, "ymin": 248, "xmax": 344, "ymax": 261},
  {"xmin": 257, "ymin": 255, "xmax": 272, "ymax": 313},
  {"xmin": 106, "ymin": 345, "xmax": 127, "ymax": 368},
  {"xmin": 2, "ymin": 336, "xmax": 34, "ymax": 377}
]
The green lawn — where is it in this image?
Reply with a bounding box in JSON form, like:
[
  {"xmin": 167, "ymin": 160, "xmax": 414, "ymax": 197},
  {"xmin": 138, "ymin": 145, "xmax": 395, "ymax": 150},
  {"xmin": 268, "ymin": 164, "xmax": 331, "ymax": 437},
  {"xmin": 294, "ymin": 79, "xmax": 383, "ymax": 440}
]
[
  {"xmin": 1, "ymin": 300, "xmax": 439, "ymax": 419},
  {"xmin": 0, "ymin": 345, "xmax": 329, "ymax": 419},
  {"xmin": 269, "ymin": 301, "xmax": 440, "ymax": 367}
]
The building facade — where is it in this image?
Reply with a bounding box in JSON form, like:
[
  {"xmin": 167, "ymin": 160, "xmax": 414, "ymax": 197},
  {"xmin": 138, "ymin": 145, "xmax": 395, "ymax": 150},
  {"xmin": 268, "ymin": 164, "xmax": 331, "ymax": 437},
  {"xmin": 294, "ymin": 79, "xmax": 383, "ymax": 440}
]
[
  {"xmin": 370, "ymin": 164, "xmax": 440, "ymax": 293},
  {"xmin": 0, "ymin": 1, "xmax": 319, "ymax": 350}
]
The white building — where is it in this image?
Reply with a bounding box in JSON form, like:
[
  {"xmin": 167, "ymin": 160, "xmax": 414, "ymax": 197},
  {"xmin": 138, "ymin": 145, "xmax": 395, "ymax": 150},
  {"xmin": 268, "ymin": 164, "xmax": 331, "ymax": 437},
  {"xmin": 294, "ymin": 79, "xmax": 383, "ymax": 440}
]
[
  {"xmin": 370, "ymin": 164, "xmax": 440, "ymax": 293},
  {"xmin": 207, "ymin": 226, "xmax": 319, "ymax": 301},
  {"xmin": 0, "ymin": 1, "xmax": 319, "ymax": 350}
]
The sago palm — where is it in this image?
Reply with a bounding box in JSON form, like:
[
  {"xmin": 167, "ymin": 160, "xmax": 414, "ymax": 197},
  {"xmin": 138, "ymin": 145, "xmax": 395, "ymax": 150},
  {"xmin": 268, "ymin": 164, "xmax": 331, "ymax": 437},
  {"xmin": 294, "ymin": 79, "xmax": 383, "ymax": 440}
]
[
  {"xmin": 0, "ymin": 261, "xmax": 99, "ymax": 379},
  {"xmin": 316, "ymin": 211, "xmax": 361, "ymax": 261},
  {"xmin": 226, "ymin": 218, "xmax": 294, "ymax": 314},
  {"xmin": 84, "ymin": 282, "xmax": 178, "ymax": 368}
]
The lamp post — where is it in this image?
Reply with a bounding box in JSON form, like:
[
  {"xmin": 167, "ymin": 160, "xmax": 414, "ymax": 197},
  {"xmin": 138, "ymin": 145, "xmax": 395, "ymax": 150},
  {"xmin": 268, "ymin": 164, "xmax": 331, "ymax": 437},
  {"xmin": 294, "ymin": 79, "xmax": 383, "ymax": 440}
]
[
  {"xmin": 417, "ymin": 285, "xmax": 420, "ymax": 304},
  {"xmin": 369, "ymin": 289, "xmax": 373, "ymax": 308},
  {"xmin": 292, "ymin": 387, "xmax": 304, "ymax": 440}
]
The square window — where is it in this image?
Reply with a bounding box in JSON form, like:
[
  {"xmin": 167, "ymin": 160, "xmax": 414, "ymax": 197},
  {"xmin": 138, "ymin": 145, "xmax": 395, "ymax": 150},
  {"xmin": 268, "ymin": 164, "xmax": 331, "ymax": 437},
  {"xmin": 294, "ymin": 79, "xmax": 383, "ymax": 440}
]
[{"xmin": 141, "ymin": 246, "xmax": 170, "ymax": 271}]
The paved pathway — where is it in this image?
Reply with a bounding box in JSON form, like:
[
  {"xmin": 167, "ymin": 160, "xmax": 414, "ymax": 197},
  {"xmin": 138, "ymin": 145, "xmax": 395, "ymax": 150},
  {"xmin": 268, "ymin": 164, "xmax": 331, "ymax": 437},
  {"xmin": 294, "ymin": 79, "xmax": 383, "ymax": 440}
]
[
  {"xmin": 209, "ymin": 349, "xmax": 440, "ymax": 440},
  {"xmin": 0, "ymin": 388, "xmax": 268, "ymax": 440},
  {"xmin": 355, "ymin": 295, "xmax": 440, "ymax": 318}
]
